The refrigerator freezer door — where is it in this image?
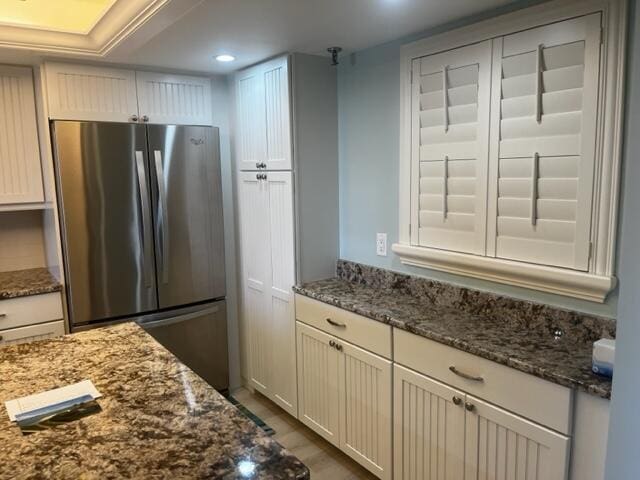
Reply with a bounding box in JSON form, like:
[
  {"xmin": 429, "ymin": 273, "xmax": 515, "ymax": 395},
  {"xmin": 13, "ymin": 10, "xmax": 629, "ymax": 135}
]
[
  {"xmin": 137, "ymin": 300, "xmax": 229, "ymax": 391},
  {"xmin": 147, "ymin": 125, "xmax": 226, "ymax": 309},
  {"xmin": 52, "ymin": 121, "xmax": 157, "ymax": 326}
]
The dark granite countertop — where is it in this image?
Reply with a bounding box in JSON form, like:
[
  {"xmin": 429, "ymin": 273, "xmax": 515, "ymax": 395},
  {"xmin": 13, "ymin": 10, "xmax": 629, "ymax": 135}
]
[
  {"xmin": 0, "ymin": 268, "xmax": 62, "ymax": 300},
  {"xmin": 0, "ymin": 323, "xmax": 308, "ymax": 480},
  {"xmin": 293, "ymin": 261, "xmax": 614, "ymax": 399}
]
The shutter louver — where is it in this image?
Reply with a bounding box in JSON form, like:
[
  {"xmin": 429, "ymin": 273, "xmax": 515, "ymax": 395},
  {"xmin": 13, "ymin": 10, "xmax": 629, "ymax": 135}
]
[
  {"xmin": 489, "ymin": 14, "xmax": 601, "ymax": 270},
  {"xmin": 411, "ymin": 41, "xmax": 492, "ymax": 255}
]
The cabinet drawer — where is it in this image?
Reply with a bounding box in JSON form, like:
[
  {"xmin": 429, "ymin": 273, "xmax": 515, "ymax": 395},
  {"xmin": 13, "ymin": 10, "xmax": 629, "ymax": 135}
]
[
  {"xmin": 295, "ymin": 294, "xmax": 392, "ymax": 359},
  {"xmin": 0, "ymin": 293, "xmax": 63, "ymax": 331},
  {"xmin": 0, "ymin": 320, "xmax": 65, "ymax": 346},
  {"xmin": 394, "ymin": 329, "xmax": 573, "ymax": 434}
]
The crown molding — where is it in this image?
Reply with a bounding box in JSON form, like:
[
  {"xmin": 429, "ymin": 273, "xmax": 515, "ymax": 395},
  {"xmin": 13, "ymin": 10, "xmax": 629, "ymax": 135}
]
[{"xmin": 0, "ymin": 0, "xmax": 202, "ymax": 57}]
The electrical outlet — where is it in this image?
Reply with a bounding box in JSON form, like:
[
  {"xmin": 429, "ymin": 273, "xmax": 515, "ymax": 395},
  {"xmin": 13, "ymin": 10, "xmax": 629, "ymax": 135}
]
[{"xmin": 376, "ymin": 233, "xmax": 387, "ymax": 256}]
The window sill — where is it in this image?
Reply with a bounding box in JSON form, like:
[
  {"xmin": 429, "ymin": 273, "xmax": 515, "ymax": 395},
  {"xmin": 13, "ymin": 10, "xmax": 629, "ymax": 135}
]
[{"xmin": 391, "ymin": 243, "xmax": 616, "ymax": 303}]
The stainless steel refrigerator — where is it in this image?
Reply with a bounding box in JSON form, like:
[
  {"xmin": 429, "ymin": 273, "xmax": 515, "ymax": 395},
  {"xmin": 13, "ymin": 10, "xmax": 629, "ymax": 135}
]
[{"xmin": 51, "ymin": 121, "xmax": 229, "ymax": 390}]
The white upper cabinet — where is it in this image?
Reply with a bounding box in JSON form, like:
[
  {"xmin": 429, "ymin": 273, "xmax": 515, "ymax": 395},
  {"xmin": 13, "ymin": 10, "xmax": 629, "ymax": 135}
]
[
  {"xmin": 236, "ymin": 66, "xmax": 267, "ymax": 170},
  {"xmin": 487, "ymin": 14, "xmax": 601, "ymax": 270},
  {"xmin": 263, "ymin": 57, "xmax": 292, "ymax": 170},
  {"xmin": 235, "ymin": 55, "xmax": 292, "ymax": 171},
  {"xmin": 44, "ymin": 63, "xmax": 212, "ymax": 125},
  {"xmin": 0, "ymin": 66, "xmax": 44, "ymax": 205},
  {"xmin": 136, "ymin": 72, "xmax": 212, "ymax": 125},
  {"xmin": 411, "ymin": 40, "xmax": 492, "ymax": 255},
  {"xmin": 396, "ymin": 0, "xmax": 626, "ymax": 302},
  {"xmin": 45, "ymin": 63, "xmax": 138, "ymax": 123}
]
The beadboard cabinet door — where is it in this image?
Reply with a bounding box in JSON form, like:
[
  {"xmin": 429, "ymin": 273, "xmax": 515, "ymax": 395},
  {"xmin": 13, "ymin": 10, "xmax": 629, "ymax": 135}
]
[
  {"xmin": 136, "ymin": 72, "xmax": 212, "ymax": 125},
  {"xmin": 238, "ymin": 172, "xmax": 272, "ymax": 395},
  {"xmin": 262, "ymin": 56, "xmax": 291, "ymax": 170},
  {"xmin": 265, "ymin": 171, "xmax": 297, "ymax": 415},
  {"xmin": 45, "ymin": 63, "xmax": 138, "ymax": 122},
  {"xmin": 238, "ymin": 171, "xmax": 297, "ymax": 416},
  {"xmin": 464, "ymin": 395, "xmax": 570, "ymax": 480},
  {"xmin": 236, "ymin": 65, "xmax": 267, "ymax": 170},
  {"xmin": 296, "ymin": 321, "xmax": 341, "ymax": 446},
  {"xmin": 393, "ymin": 364, "xmax": 466, "ymax": 480},
  {"xmin": 339, "ymin": 340, "xmax": 392, "ymax": 480},
  {"xmin": 0, "ymin": 66, "xmax": 44, "ymax": 205},
  {"xmin": 235, "ymin": 55, "xmax": 291, "ymax": 171}
]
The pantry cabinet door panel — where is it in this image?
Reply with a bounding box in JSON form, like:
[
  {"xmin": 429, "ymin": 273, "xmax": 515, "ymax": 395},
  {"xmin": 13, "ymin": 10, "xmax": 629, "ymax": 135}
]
[
  {"xmin": 394, "ymin": 364, "xmax": 466, "ymax": 480},
  {"xmin": 265, "ymin": 172, "xmax": 297, "ymax": 415},
  {"xmin": 411, "ymin": 40, "xmax": 492, "ymax": 255},
  {"xmin": 339, "ymin": 341, "xmax": 392, "ymax": 480},
  {"xmin": 45, "ymin": 63, "xmax": 138, "ymax": 122},
  {"xmin": 296, "ymin": 322, "xmax": 341, "ymax": 447},
  {"xmin": 487, "ymin": 14, "xmax": 601, "ymax": 270},
  {"xmin": 238, "ymin": 172, "xmax": 271, "ymax": 394},
  {"xmin": 464, "ymin": 395, "xmax": 570, "ymax": 480},
  {"xmin": 0, "ymin": 66, "xmax": 44, "ymax": 204}
]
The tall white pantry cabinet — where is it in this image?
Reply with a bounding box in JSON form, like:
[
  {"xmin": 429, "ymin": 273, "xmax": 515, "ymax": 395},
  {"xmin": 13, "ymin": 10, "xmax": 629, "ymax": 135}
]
[{"xmin": 235, "ymin": 54, "xmax": 339, "ymax": 416}]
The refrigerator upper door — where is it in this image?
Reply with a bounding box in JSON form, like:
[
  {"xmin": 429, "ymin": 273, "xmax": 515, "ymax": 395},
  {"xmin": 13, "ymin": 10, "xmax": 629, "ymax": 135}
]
[
  {"xmin": 52, "ymin": 121, "xmax": 157, "ymax": 326},
  {"xmin": 147, "ymin": 125, "xmax": 226, "ymax": 308}
]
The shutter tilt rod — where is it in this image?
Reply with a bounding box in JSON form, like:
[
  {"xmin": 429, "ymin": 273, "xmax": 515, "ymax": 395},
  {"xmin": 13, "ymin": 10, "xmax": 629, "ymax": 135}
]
[
  {"xmin": 535, "ymin": 44, "xmax": 543, "ymax": 123},
  {"xmin": 443, "ymin": 155, "xmax": 449, "ymax": 219},
  {"xmin": 531, "ymin": 152, "xmax": 539, "ymax": 226},
  {"xmin": 442, "ymin": 65, "xmax": 449, "ymax": 132}
]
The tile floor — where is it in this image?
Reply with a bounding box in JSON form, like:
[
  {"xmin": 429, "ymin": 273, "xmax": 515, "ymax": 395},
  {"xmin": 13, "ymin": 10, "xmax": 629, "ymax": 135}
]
[{"xmin": 232, "ymin": 387, "xmax": 379, "ymax": 480}]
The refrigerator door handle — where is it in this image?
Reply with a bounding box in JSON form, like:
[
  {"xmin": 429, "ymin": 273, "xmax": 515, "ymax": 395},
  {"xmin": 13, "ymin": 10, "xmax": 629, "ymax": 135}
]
[
  {"xmin": 153, "ymin": 150, "xmax": 170, "ymax": 284},
  {"xmin": 134, "ymin": 151, "xmax": 153, "ymax": 288}
]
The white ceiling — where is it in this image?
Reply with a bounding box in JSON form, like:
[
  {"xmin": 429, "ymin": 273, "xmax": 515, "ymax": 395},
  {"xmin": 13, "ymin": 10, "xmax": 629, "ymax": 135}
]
[{"xmin": 105, "ymin": 0, "xmax": 518, "ymax": 74}]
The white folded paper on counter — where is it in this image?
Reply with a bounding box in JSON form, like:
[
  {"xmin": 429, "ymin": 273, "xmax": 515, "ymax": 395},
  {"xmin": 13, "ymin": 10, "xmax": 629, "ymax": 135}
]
[{"xmin": 5, "ymin": 380, "xmax": 102, "ymax": 422}]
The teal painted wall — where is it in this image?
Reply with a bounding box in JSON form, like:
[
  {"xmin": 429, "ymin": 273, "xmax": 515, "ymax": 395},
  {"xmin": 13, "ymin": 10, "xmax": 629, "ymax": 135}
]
[{"xmin": 337, "ymin": 0, "xmax": 618, "ymax": 318}]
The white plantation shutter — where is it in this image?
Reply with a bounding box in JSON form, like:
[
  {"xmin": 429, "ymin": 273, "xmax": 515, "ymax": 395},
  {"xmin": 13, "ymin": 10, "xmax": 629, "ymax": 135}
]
[
  {"xmin": 411, "ymin": 41, "xmax": 492, "ymax": 255},
  {"xmin": 487, "ymin": 14, "xmax": 601, "ymax": 270}
]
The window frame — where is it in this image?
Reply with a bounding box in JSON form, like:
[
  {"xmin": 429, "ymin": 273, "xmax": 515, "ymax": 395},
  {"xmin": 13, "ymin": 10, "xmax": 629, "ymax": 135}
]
[{"xmin": 394, "ymin": 0, "xmax": 627, "ymax": 302}]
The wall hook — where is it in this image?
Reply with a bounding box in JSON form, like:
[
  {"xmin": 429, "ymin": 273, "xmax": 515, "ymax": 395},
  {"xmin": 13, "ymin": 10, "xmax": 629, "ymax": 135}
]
[{"xmin": 327, "ymin": 47, "xmax": 343, "ymax": 66}]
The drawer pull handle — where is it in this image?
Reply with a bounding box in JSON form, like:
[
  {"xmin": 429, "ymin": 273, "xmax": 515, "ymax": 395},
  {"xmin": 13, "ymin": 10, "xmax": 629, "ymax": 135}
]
[
  {"xmin": 452, "ymin": 396, "xmax": 462, "ymax": 406},
  {"xmin": 326, "ymin": 318, "xmax": 346, "ymax": 328},
  {"xmin": 0, "ymin": 313, "xmax": 6, "ymax": 318},
  {"xmin": 449, "ymin": 366, "xmax": 484, "ymax": 382}
]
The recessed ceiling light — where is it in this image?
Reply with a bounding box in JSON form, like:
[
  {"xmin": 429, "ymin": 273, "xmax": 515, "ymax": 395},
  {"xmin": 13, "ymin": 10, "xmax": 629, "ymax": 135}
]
[{"xmin": 215, "ymin": 54, "xmax": 235, "ymax": 62}]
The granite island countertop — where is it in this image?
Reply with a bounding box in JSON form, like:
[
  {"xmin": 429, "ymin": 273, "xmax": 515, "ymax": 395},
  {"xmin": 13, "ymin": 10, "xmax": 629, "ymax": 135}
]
[
  {"xmin": 293, "ymin": 261, "xmax": 614, "ymax": 399},
  {"xmin": 0, "ymin": 323, "xmax": 309, "ymax": 480},
  {"xmin": 0, "ymin": 268, "xmax": 62, "ymax": 300}
]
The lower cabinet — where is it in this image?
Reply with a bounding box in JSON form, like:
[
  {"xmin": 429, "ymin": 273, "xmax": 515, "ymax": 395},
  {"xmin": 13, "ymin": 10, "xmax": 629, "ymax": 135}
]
[
  {"xmin": 394, "ymin": 364, "xmax": 570, "ymax": 480},
  {"xmin": 296, "ymin": 321, "xmax": 392, "ymax": 480}
]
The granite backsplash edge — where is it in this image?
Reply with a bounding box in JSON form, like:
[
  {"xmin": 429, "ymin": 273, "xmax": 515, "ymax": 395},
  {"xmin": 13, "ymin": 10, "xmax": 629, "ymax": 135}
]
[{"xmin": 336, "ymin": 259, "xmax": 616, "ymax": 342}]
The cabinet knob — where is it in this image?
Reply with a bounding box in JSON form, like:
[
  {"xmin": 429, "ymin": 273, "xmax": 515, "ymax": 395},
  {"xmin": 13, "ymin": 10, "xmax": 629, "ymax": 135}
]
[
  {"xmin": 335, "ymin": 344, "xmax": 343, "ymax": 352},
  {"xmin": 465, "ymin": 402, "xmax": 476, "ymax": 412},
  {"xmin": 130, "ymin": 114, "xmax": 139, "ymax": 122},
  {"xmin": 452, "ymin": 396, "xmax": 462, "ymax": 406},
  {"xmin": 329, "ymin": 340, "xmax": 335, "ymax": 348},
  {"xmin": 142, "ymin": 115, "xmax": 149, "ymax": 122}
]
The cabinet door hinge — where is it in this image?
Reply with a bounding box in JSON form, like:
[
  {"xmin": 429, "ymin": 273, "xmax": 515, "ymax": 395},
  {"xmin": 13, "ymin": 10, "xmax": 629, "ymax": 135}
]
[
  {"xmin": 600, "ymin": 26, "xmax": 604, "ymax": 45},
  {"xmin": 588, "ymin": 241, "xmax": 594, "ymax": 260}
]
